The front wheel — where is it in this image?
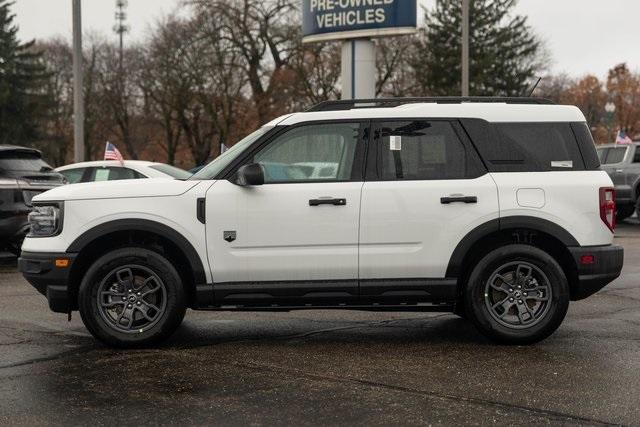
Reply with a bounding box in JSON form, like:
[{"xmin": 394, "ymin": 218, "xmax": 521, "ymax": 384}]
[
  {"xmin": 464, "ymin": 244, "xmax": 569, "ymax": 345},
  {"xmin": 78, "ymin": 247, "xmax": 186, "ymax": 348}
]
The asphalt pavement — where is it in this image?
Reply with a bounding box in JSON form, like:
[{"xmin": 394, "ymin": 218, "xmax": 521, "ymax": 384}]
[{"xmin": 1, "ymin": 223, "xmax": 640, "ymax": 426}]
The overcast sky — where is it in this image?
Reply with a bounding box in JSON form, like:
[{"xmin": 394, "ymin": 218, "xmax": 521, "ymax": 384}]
[{"xmin": 12, "ymin": 0, "xmax": 640, "ymax": 78}]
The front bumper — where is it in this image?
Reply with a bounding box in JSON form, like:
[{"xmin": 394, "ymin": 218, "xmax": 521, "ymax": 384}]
[
  {"xmin": 569, "ymin": 245, "xmax": 624, "ymax": 300},
  {"xmin": 19, "ymin": 251, "xmax": 77, "ymax": 313}
]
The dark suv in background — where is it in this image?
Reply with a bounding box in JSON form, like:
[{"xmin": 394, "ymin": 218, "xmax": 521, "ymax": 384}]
[
  {"xmin": 0, "ymin": 146, "xmax": 65, "ymax": 255},
  {"xmin": 597, "ymin": 142, "xmax": 640, "ymax": 221}
]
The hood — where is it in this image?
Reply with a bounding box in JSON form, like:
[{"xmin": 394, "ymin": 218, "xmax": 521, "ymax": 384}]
[{"xmin": 33, "ymin": 178, "xmax": 201, "ymax": 202}]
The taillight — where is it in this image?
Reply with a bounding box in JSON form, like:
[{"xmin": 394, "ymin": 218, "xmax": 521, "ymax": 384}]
[{"xmin": 599, "ymin": 187, "xmax": 616, "ymax": 232}]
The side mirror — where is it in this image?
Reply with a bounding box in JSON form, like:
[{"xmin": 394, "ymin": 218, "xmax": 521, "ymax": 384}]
[{"xmin": 234, "ymin": 163, "xmax": 264, "ymax": 186}]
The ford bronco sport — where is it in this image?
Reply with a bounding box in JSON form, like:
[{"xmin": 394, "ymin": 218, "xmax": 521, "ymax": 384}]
[{"xmin": 19, "ymin": 98, "xmax": 624, "ymax": 348}]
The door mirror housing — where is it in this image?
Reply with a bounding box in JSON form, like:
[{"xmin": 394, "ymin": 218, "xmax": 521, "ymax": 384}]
[{"xmin": 234, "ymin": 163, "xmax": 265, "ymax": 186}]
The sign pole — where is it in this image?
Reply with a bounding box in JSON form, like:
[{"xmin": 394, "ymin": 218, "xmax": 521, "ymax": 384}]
[
  {"xmin": 461, "ymin": 0, "xmax": 470, "ymax": 97},
  {"xmin": 341, "ymin": 39, "xmax": 376, "ymax": 100},
  {"xmin": 302, "ymin": 0, "xmax": 417, "ymax": 101},
  {"xmin": 72, "ymin": 0, "xmax": 85, "ymax": 162}
]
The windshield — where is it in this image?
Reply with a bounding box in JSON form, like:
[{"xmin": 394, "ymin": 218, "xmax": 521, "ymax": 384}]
[
  {"xmin": 149, "ymin": 164, "xmax": 193, "ymax": 179},
  {"xmin": 0, "ymin": 152, "xmax": 52, "ymax": 172},
  {"xmin": 190, "ymin": 127, "xmax": 273, "ymax": 180}
]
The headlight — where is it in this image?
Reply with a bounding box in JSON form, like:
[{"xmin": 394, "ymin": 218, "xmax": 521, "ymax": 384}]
[{"xmin": 28, "ymin": 203, "xmax": 63, "ymax": 237}]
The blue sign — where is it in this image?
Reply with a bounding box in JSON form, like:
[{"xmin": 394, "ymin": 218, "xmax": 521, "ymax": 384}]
[{"xmin": 302, "ymin": 0, "xmax": 417, "ymax": 43}]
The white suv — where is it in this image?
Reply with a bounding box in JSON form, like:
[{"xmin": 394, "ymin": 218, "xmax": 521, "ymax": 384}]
[{"xmin": 19, "ymin": 98, "xmax": 624, "ymax": 348}]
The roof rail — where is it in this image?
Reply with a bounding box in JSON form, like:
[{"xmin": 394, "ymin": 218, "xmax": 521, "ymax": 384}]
[{"xmin": 307, "ymin": 97, "xmax": 555, "ymax": 112}]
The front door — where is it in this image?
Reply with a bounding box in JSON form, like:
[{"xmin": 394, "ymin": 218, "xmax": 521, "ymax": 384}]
[{"xmin": 206, "ymin": 121, "xmax": 367, "ymax": 305}]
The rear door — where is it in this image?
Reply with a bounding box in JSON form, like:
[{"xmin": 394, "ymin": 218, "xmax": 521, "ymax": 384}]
[{"xmin": 359, "ymin": 119, "xmax": 499, "ymax": 300}]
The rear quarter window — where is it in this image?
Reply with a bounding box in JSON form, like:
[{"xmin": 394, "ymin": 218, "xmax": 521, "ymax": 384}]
[{"xmin": 460, "ymin": 120, "xmax": 592, "ymax": 172}]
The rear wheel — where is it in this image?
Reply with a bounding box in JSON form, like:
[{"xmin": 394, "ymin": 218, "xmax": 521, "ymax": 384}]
[
  {"xmin": 464, "ymin": 244, "xmax": 569, "ymax": 345},
  {"xmin": 78, "ymin": 247, "xmax": 186, "ymax": 348}
]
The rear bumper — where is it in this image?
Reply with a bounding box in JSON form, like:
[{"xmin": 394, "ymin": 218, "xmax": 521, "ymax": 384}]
[
  {"xmin": 569, "ymin": 245, "xmax": 623, "ymax": 300},
  {"xmin": 18, "ymin": 251, "xmax": 76, "ymax": 313}
]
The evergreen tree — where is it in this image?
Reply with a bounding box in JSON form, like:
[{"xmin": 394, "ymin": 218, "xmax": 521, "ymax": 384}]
[
  {"xmin": 412, "ymin": 0, "xmax": 545, "ymax": 97},
  {"xmin": 0, "ymin": 0, "xmax": 49, "ymax": 146}
]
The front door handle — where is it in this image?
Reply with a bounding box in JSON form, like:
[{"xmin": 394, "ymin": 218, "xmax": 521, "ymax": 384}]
[
  {"xmin": 440, "ymin": 196, "xmax": 478, "ymax": 204},
  {"xmin": 309, "ymin": 198, "xmax": 347, "ymax": 206}
]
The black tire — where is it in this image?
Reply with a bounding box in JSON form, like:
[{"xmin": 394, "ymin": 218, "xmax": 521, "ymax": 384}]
[
  {"xmin": 617, "ymin": 205, "xmax": 634, "ymax": 222},
  {"xmin": 78, "ymin": 247, "xmax": 186, "ymax": 348},
  {"xmin": 464, "ymin": 244, "xmax": 569, "ymax": 345}
]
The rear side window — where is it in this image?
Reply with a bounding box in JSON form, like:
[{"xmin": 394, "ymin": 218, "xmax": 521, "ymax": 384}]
[
  {"xmin": 90, "ymin": 167, "xmax": 144, "ymax": 181},
  {"xmin": 60, "ymin": 168, "xmax": 85, "ymax": 184},
  {"xmin": 461, "ymin": 120, "xmax": 591, "ymax": 172},
  {"xmin": 374, "ymin": 120, "xmax": 482, "ymax": 181},
  {"xmin": 603, "ymin": 147, "xmax": 627, "ymax": 164},
  {"xmin": 494, "ymin": 123, "xmax": 585, "ymax": 171}
]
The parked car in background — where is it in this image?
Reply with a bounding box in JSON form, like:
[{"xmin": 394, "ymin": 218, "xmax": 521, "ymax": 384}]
[
  {"xmin": 0, "ymin": 146, "xmax": 65, "ymax": 255},
  {"xmin": 596, "ymin": 142, "xmax": 640, "ymax": 221},
  {"xmin": 56, "ymin": 160, "xmax": 192, "ymax": 183}
]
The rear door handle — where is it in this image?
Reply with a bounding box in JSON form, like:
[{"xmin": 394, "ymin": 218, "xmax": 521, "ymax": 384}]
[
  {"xmin": 440, "ymin": 196, "xmax": 478, "ymax": 204},
  {"xmin": 309, "ymin": 198, "xmax": 347, "ymax": 206}
]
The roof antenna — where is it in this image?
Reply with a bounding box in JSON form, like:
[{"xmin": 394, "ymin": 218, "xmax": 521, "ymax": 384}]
[{"xmin": 526, "ymin": 77, "xmax": 543, "ymax": 97}]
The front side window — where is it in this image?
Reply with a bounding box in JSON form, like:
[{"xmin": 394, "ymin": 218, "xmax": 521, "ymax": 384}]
[
  {"xmin": 252, "ymin": 123, "xmax": 361, "ymax": 183},
  {"xmin": 376, "ymin": 121, "xmax": 468, "ymax": 180}
]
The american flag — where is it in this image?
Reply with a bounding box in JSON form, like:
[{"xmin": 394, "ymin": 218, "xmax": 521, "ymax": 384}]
[
  {"xmin": 616, "ymin": 130, "xmax": 633, "ymax": 145},
  {"xmin": 104, "ymin": 142, "xmax": 124, "ymax": 165}
]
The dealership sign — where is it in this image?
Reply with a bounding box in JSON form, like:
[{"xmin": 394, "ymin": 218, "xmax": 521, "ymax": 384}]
[{"xmin": 302, "ymin": 0, "xmax": 417, "ymax": 43}]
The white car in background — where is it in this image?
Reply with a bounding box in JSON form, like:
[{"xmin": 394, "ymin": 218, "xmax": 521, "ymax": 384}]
[{"xmin": 56, "ymin": 160, "xmax": 192, "ymax": 183}]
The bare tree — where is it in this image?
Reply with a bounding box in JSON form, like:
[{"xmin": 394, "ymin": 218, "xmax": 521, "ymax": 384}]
[
  {"xmin": 289, "ymin": 40, "xmax": 341, "ymax": 107},
  {"xmin": 188, "ymin": 0, "xmax": 299, "ymax": 123},
  {"xmin": 94, "ymin": 42, "xmax": 144, "ymax": 159},
  {"xmin": 375, "ymin": 36, "xmax": 419, "ymax": 97}
]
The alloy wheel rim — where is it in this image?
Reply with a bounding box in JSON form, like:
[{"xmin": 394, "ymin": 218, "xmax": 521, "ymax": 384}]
[
  {"xmin": 96, "ymin": 265, "xmax": 167, "ymax": 334},
  {"xmin": 483, "ymin": 261, "xmax": 552, "ymax": 329}
]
